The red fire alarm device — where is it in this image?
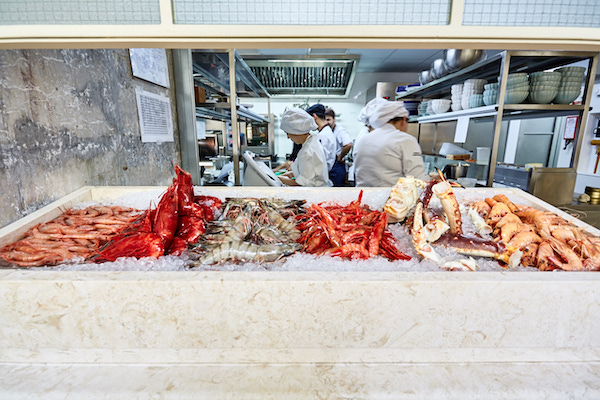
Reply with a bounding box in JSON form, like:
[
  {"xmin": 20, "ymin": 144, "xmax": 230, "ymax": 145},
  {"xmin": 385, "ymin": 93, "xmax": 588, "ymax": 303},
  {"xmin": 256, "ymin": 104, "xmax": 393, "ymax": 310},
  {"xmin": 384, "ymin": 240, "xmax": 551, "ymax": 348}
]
[{"xmin": 564, "ymin": 116, "xmax": 579, "ymax": 140}]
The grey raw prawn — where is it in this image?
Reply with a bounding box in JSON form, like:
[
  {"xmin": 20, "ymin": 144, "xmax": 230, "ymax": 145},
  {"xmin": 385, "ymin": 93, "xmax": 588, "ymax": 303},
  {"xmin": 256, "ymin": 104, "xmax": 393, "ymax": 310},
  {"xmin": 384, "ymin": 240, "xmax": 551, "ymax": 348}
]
[{"xmin": 191, "ymin": 241, "xmax": 301, "ymax": 266}]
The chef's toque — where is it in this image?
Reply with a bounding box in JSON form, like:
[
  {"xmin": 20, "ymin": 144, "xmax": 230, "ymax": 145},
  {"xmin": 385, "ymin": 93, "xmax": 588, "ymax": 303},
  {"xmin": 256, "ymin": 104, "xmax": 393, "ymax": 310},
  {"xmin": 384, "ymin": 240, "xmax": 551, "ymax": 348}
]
[
  {"xmin": 280, "ymin": 107, "xmax": 318, "ymax": 135},
  {"xmin": 358, "ymin": 97, "xmax": 388, "ymax": 126},
  {"xmin": 369, "ymin": 100, "xmax": 409, "ymax": 130}
]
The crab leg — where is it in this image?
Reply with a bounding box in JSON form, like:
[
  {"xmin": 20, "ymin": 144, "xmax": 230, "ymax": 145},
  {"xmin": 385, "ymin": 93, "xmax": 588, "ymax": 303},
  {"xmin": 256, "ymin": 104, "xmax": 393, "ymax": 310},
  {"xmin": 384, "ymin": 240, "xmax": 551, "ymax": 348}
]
[
  {"xmin": 412, "ymin": 202, "xmax": 442, "ymax": 263},
  {"xmin": 432, "ymin": 179, "xmax": 462, "ymax": 234}
]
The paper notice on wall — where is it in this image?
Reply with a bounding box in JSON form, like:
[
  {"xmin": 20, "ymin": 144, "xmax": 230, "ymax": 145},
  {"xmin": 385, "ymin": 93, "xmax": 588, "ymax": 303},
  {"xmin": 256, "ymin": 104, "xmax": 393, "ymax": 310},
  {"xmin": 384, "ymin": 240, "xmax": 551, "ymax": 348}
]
[
  {"xmin": 129, "ymin": 48, "xmax": 169, "ymax": 88},
  {"xmin": 135, "ymin": 88, "xmax": 174, "ymax": 143},
  {"xmin": 454, "ymin": 116, "xmax": 470, "ymax": 143}
]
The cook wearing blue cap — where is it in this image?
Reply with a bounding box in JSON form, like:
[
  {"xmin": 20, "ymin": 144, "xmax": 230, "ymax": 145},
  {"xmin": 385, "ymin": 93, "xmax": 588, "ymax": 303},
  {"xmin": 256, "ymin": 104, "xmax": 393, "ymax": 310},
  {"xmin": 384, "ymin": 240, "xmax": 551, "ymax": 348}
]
[{"xmin": 305, "ymin": 103, "xmax": 337, "ymax": 180}]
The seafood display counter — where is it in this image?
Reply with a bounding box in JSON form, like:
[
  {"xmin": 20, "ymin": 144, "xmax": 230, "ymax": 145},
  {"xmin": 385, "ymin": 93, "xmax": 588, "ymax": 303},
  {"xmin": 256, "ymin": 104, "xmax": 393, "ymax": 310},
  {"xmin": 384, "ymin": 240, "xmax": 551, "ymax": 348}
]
[{"xmin": 1, "ymin": 186, "xmax": 600, "ymax": 399}]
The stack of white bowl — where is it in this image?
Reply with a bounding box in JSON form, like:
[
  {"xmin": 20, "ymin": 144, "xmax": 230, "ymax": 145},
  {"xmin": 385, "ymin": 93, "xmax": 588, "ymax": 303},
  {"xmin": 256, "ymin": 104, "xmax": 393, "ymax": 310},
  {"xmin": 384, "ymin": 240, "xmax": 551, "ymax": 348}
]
[
  {"xmin": 554, "ymin": 66, "xmax": 585, "ymax": 104},
  {"xmin": 451, "ymin": 84, "xmax": 463, "ymax": 111},
  {"xmin": 431, "ymin": 99, "xmax": 452, "ymax": 114},
  {"xmin": 501, "ymin": 73, "xmax": 530, "ymax": 104},
  {"xmin": 461, "ymin": 79, "xmax": 486, "ymax": 110},
  {"xmin": 528, "ymin": 71, "xmax": 561, "ymax": 104}
]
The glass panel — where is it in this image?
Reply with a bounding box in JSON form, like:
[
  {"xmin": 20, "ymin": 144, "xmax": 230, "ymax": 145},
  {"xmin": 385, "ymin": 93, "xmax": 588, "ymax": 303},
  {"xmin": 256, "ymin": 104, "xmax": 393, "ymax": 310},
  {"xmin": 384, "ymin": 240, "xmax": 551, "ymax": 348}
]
[
  {"xmin": 173, "ymin": 0, "xmax": 451, "ymax": 25},
  {"xmin": 0, "ymin": 0, "xmax": 161, "ymax": 25},
  {"xmin": 463, "ymin": 0, "xmax": 600, "ymax": 27}
]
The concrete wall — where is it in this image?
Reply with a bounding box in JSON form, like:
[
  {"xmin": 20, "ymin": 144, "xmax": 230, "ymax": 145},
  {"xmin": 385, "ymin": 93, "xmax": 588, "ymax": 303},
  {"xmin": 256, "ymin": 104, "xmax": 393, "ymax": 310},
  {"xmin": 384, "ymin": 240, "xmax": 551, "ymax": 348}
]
[{"xmin": 0, "ymin": 49, "xmax": 180, "ymax": 229}]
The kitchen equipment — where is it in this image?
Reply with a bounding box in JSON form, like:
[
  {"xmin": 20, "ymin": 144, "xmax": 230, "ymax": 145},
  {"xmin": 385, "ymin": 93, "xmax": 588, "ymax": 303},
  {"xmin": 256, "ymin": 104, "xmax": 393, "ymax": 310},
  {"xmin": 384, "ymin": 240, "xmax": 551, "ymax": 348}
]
[
  {"xmin": 593, "ymin": 140, "xmax": 600, "ymax": 173},
  {"xmin": 476, "ymin": 147, "xmax": 491, "ymax": 165},
  {"xmin": 430, "ymin": 58, "xmax": 448, "ymax": 80},
  {"xmin": 443, "ymin": 49, "xmax": 486, "ymax": 73},
  {"xmin": 442, "ymin": 164, "xmax": 469, "ymax": 179},
  {"xmin": 210, "ymin": 155, "xmax": 231, "ymax": 170},
  {"xmin": 585, "ymin": 186, "xmax": 600, "ymax": 204},
  {"xmin": 419, "ymin": 70, "xmax": 433, "ymax": 85},
  {"xmin": 494, "ymin": 165, "xmax": 576, "ymax": 205},
  {"xmin": 242, "ymin": 151, "xmax": 283, "ymax": 187},
  {"xmin": 439, "ymin": 142, "xmax": 471, "ymax": 156}
]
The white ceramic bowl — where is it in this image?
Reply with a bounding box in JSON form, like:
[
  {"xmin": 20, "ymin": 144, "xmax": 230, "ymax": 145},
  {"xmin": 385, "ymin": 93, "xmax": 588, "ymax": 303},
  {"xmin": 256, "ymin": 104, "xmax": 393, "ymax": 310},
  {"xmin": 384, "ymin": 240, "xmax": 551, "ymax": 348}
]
[{"xmin": 431, "ymin": 99, "xmax": 451, "ymax": 114}]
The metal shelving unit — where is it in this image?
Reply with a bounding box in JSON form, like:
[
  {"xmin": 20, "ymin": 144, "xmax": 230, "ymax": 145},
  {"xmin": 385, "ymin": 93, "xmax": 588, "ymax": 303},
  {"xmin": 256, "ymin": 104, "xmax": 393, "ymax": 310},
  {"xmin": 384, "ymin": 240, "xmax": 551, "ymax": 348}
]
[
  {"xmin": 397, "ymin": 50, "xmax": 599, "ymax": 197},
  {"xmin": 191, "ymin": 50, "xmax": 272, "ymax": 185}
]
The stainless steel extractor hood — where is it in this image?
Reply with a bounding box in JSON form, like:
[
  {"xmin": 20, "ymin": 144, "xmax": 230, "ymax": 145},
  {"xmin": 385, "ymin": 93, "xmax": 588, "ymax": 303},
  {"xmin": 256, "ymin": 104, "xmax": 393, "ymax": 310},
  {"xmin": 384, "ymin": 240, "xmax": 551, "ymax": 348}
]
[{"xmin": 243, "ymin": 55, "xmax": 359, "ymax": 98}]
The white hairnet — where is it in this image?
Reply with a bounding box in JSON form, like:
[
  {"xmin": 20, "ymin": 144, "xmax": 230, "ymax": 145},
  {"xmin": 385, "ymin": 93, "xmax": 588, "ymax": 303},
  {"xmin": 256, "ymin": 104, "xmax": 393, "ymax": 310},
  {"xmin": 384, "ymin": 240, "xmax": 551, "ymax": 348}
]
[
  {"xmin": 358, "ymin": 97, "xmax": 387, "ymax": 126},
  {"xmin": 369, "ymin": 100, "xmax": 409, "ymax": 130},
  {"xmin": 280, "ymin": 107, "xmax": 318, "ymax": 135}
]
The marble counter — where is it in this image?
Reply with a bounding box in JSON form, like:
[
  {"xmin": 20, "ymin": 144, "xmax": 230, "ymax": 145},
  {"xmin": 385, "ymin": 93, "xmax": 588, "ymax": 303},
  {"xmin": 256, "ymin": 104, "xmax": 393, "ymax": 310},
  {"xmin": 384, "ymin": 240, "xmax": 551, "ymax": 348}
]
[
  {"xmin": 1, "ymin": 186, "xmax": 600, "ymax": 398},
  {"xmin": 1, "ymin": 270, "xmax": 599, "ymax": 399}
]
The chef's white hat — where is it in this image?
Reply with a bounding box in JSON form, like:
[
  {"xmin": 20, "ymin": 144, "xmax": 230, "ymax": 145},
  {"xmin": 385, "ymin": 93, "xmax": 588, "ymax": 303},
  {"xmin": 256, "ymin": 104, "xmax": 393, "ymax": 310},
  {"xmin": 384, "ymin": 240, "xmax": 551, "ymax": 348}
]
[
  {"xmin": 369, "ymin": 100, "xmax": 409, "ymax": 130},
  {"xmin": 280, "ymin": 107, "xmax": 318, "ymax": 135},
  {"xmin": 358, "ymin": 97, "xmax": 387, "ymax": 126}
]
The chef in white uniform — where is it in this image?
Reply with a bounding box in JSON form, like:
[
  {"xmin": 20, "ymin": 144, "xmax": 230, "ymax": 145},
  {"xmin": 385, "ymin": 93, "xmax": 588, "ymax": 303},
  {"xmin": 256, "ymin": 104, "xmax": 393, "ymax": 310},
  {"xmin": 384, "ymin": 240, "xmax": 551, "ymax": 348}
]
[
  {"xmin": 305, "ymin": 104, "xmax": 337, "ymax": 173},
  {"xmin": 277, "ymin": 108, "xmax": 332, "ymax": 187},
  {"xmin": 354, "ymin": 97, "xmax": 388, "ymax": 151},
  {"xmin": 354, "ymin": 100, "xmax": 429, "ymax": 186},
  {"xmin": 348, "ymin": 97, "xmax": 388, "ymax": 184}
]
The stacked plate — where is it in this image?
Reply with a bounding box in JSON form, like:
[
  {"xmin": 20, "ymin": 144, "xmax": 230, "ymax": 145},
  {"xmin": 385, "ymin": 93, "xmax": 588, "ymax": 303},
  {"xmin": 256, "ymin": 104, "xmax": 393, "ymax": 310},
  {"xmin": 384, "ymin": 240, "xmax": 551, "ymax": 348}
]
[
  {"xmin": 461, "ymin": 79, "xmax": 486, "ymax": 110},
  {"xmin": 451, "ymin": 84, "xmax": 463, "ymax": 111},
  {"xmin": 529, "ymin": 71, "xmax": 561, "ymax": 104},
  {"xmin": 554, "ymin": 66, "xmax": 585, "ymax": 104},
  {"xmin": 585, "ymin": 186, "xmax": 600, "ymax": 205}
]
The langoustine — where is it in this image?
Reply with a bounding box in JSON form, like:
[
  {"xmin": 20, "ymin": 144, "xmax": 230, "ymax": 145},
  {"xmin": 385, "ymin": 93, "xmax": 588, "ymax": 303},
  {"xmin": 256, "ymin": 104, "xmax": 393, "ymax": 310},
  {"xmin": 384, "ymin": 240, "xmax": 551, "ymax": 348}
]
[{"xmin": 0, "ymin": 205, "xmax": 143, "ymax": 267}]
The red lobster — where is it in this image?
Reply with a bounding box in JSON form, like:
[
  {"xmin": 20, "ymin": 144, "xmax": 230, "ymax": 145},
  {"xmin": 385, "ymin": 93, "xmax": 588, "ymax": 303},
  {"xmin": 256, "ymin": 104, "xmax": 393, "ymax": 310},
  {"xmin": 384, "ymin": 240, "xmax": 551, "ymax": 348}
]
[{"xmin": 91, "ymin": 164, "xmax": 222, "ymax": 262}]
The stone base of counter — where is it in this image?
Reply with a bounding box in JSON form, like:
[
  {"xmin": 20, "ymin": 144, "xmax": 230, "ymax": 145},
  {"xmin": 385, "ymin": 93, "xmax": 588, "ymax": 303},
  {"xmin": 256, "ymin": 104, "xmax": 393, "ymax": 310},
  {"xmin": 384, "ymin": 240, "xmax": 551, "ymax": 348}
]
[
  {"xmin": 2, "ymin": 362, "xmax": 599, "ymax": 399},
  {"xmin": 1, "ymin": 270, "xmax": 599, "ymax": 398}
]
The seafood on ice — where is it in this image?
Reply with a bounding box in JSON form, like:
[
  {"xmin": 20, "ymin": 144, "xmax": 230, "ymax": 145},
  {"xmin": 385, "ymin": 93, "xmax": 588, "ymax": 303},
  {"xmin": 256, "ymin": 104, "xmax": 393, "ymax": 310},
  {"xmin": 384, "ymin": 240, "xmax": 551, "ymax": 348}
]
[
  {"xmin": 0, "ymin": 205, "xmax": 143, "ymax": 267},
  {"xmin": 92, "ymin": 165, "xmax": 222, "ymax": 262},
  {"xmin": 469, "ymin": 195, "xmax": 600, "ymax": 271},
  {"xmin": 383, "ymin": 176, "xmax": 428, "ymax": 223},
  {"xmin": 296, "ymin": 191, "xmax": 411, "ymax": 261},
  {"xmin": 388, "ymin": 171, "xmax": 600, "ymax": 271},
  {"xmin": 188, "ymin": 197, "xmax": 304, "ymax": 265}
]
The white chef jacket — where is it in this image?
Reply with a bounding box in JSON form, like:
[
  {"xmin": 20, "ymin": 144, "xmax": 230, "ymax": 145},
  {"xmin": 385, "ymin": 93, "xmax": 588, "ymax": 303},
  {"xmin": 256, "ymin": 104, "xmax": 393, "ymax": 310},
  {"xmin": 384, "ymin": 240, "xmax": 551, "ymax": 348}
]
[
  {"xmin": 291, "ymin": 134, "xmax": 332, "ymax": 187},
  {"xmin": 352, "ymin": 126, "xmax": 370, "ymax": 159},
  {"xmin": 316, "ymin": 125, "xmax": 337, "ymax": 171},
  {"xmin": 354, "ymin": 123, "xmax": 429, "ymax": 187},
  {"xmin": 332, "ymin": 124, "xmax": 353, "ymax": 157}
]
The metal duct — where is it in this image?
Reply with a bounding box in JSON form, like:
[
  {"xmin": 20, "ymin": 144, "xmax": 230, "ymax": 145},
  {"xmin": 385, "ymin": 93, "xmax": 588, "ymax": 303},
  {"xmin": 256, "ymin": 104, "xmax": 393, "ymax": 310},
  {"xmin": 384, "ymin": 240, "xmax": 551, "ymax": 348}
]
[{"xmin": 244, "ymin": 56, "xmax": 359, "ymax": 98}]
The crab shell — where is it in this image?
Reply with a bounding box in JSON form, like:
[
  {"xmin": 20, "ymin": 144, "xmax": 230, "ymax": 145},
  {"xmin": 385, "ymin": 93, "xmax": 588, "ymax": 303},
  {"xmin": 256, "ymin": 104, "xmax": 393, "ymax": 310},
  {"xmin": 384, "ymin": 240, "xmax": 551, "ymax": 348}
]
[{"xmin": 384, "ymin": 176, "xmax": 427, "ymax": 223}]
